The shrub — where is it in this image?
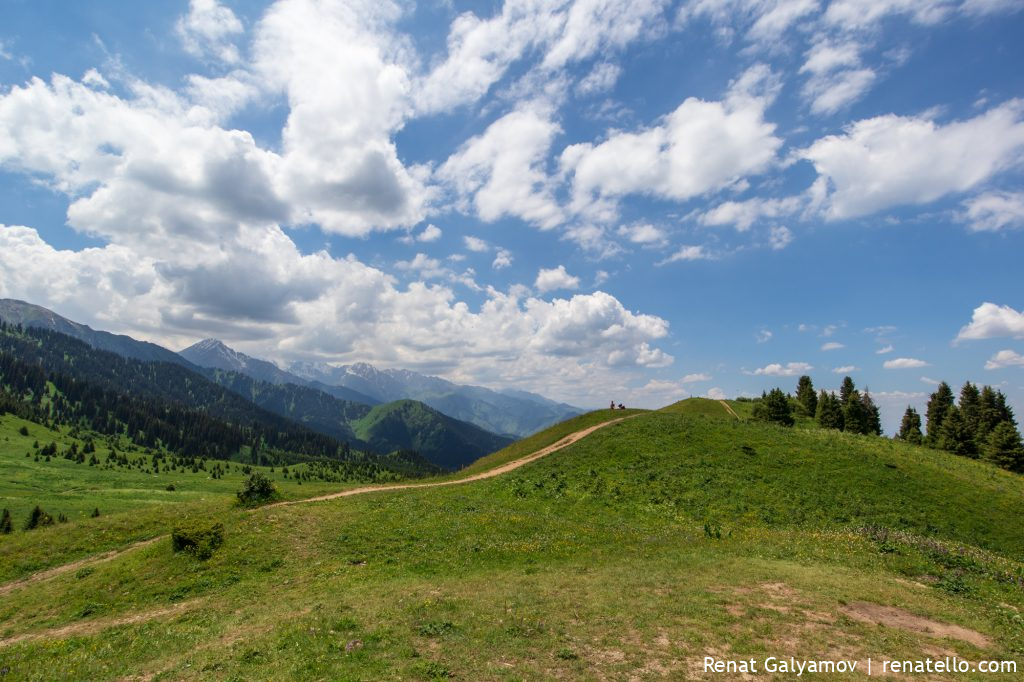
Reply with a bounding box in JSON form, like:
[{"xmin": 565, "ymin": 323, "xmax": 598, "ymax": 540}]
[
  {"xmin": 0, "ymin": 508, "xmax": 12, "ymax": 534},
  {"xmin": 237, "ymin": 472, "xmax": 279, "ymax": 507},
  {"xmin": 18, "ymin": 425, "xmax": 29, "ymax": 436},
  {"xmin": 23, "ymin": 505, "xmax": 54, "ymax": 531},
  {"xmin": 90, "ymin": 507, "xmax": 101, "ymax": 518},
  {"xmin": 171, "ymin": 520, "xmax": 225, "ymax": 560}
]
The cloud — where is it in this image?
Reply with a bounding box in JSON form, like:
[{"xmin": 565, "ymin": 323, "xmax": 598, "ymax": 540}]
[
  {"xmin": 883, "ymin": 357, "xmax": 929, "ymax": 369},
  {"xmin": 395, "ymin": 253, "xmax": 448, "ymax": 280},
  {"xmin": 659, "ymin": 245, "xmax": 714, "ymax": 264},
  {"xmin": 438, "ymin": 104, "xmax": 564, "ymax": 229},
  {"xmin": 768, "ymin": 226, "xmax": 794, "ymax": 250},
  {"xmin": 832, "ymin": 365, "xmax": 859, "ymax": 373},
  {"xmin": 176, "ymin": 0, "xmax": 245, "ymax": 64},
  {"xmin": 617, "ymin": 222, "xmax": 667, "ymax": 245},
  {"xmin": 0, "ymin": 222, "xmax": 674, "ymax": 403},
  {"xmin": 823, "ymin": 0, "xmax": 956, "ymax": 31},
  {"xmin": 682, "ymin": 373, "xmax": 712, "ymax": 383},
  {"xmin": 253, "ymin": 0, "xmax": 430, "ymax": 234},
  {"xmin": 464, "ymin": 236, "xmax": 491, "ymax": 252},
  {"xmin": 920, "ymin": 376, "xmax": 941, "ymax": 386},
  {"xmin": 985, "ymin": 349, "xmax": 1024, "ymax": 370},
  {"xmin": 961, "ymin": 191, "xmax": 1024, "ymax": 232},
  {"xmin": 955, "ymin": 302, "xmax": 1024, "ymax": 342},
  {"xmin": 577, "ymin": 62, "xmax": 622, "ymax": 96},
  {"xmin": 492, "ymin": 248, "xmax": 513, "ymax": 270},
  {"xmin": 535, "ymin": 265, "xmax": 581, "ymax": 293},
  {"xmin": 416, "ymin": 0, "xmax": 667, "ymax": 114},
  {"xmin": 751, "ymin": 361, "xmax": 813, "ymax": 376},
  {"xmin": 876, "ymin": 344, "xmax": 894, "ymax": 354},
  {"xmin": 706, "ymin": 387, "xmax": 727, "ymax": 400},
  {"xmin": 562, "ymin": 64, "xmax": 782, "ymax": 222},
  {"xmin": 678, "ymin": 0, "xmax": 820, "ymax": 46},
  {"xmin": 417, "ymin": 224, "xmax": 443, "ymax": 242},
  {"xmin": 756, "ymin": 329, "xmax": 773, "ymax": 344},
  {"xmin": 803, "ymin": 67, "xmax": 876, "ymax": 116},
  {"xmin": 820, "ymin": 341, "xmax": 845, "ymax": 351},
  {"xmin": 800, "ymin": 100, "xmax": 1024, "ymax": 220},
  {"xmin": 700, "ymin": 196, "xmax": 803, "ymax": 231}
]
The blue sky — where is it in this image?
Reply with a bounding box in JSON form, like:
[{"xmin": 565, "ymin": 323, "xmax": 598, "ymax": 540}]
[{"xmin": 1, "ymin": 0, "xmax": 1023, "ymax": 432}]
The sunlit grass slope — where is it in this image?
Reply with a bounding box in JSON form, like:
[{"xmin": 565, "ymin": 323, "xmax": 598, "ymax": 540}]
[{"xmin": 1, "ymin": 406, "xmax": 1022, "ymax": 680}]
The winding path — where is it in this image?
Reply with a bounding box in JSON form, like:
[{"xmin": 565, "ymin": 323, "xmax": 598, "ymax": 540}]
[{"xmin": 0, "ymin": 415, "xmax": 631, "ymax": 604}]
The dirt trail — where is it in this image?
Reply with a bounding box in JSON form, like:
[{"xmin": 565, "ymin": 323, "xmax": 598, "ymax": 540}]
[
  {"xmin": 0, "ymin": 415, "xmax": 631, "ymax": 598},
  {"xmin": 718, "ymin": 400, "xmax": 740, "ymax": 420},
  {"xmin": 0, "ymin": 599, "xmax": 202, "ymax": 649},
  {"xmin": 0, "ymin": 536, "xmax": 163, "ymax": 598},
  {"xmin": 271, "ymin": 415, "xmax": 632, "ymax": 507}
]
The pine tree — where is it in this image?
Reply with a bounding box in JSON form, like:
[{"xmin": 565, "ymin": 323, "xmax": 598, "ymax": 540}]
[
  {"xmin": 816, "ymin": 390, "xmax": 844, "ymax": 430},
  {"xmin": 896, "ymin": 407, "xmax": 923, "ymax": 445},
  {"xmin": 753, "ymin": 388, "xmax": 794, "ymax": 426},
  {"xmin": 958, "ymin": 382, "xmax": 981, "ymax": 451},
  {"xmin": 939, "ymin": 406, "xmax": 974, "ymax": 456},
  {"xmin": 843, "ymin": 390, "xmax": 868, "ymax": 434},
  {"xmin": 23, "ymin": 505, "xmax": 54, "ymax": 531},
  {"xmin": 839, "ymin": 376, "xmax": 856, "ymax": 406},
  {"xmin": 0, "ymin": 508, "xmax": 12, "ymax": 534},
  {"xmin": 925, "ymin": 382, "xmax": 955, "ymax": 446},
  {"xmin": 795, "ymin": 375, "xmax": 817, "ymax": 417},
  {"xmin": 981, "ymin": 421, "xmax": 1024, "ymax": 471},
  {"xmin": 861, "ymin": 389, "xmax": 882, "ymax": 436}
]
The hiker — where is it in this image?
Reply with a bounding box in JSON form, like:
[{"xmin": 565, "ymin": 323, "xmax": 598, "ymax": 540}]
[
  {"xmin": 618, "ymin": 403, "xmax": 625, "ymax": 410},
  {"xmin": 610, "ymin": 400, "xmax": 616, "ymax": 410}
]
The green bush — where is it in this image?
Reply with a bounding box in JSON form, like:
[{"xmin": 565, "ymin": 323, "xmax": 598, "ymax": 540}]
[
  {"xmin": 171, "ymin": 520, "xmax": 225, "ymax": 560},
  {"xmin": 23, "ymin": 505, "xmax": 54, "ymax": 531},
  {"xmin": 237, "ymin": 472, "xmax": 279, "ymax": 507}
]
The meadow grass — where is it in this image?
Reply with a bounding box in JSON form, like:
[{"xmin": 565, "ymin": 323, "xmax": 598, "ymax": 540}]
[{"xmin": 1, "ymin": 404, "xmax": 1022, "ymax": 680}]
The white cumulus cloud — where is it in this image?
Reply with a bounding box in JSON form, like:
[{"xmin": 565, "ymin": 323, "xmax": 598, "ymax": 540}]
[
  {"xmin": 985, "ymin": 349, "xmax": 1024, "ymax": 370},
  {"xmin": 751, "ymin": 361, "xmax": 813, "ymax": 376},
  {"xmin": 955, "ymin": 302, "xmax": 1024, "ymax": 342},
  {"xmin": 883, "ymin": 357, "xmax": 929, "ymax": 369},
  {"xmin": 800, "ymin": 100, "xmax": 1024, "ymax": 220},
  {"xmin": 535, "ymin": 265, "xmax": 581, "ymax": 293}
]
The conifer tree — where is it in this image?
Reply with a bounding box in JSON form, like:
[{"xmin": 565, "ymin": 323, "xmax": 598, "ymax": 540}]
[
  {"xmin": 839, "ymin": 376, "xmax": 856, "ymax": 406},
  {"xmin": 843, "ymin": 389, "xmax": 868, "ymax": 434},
  {"xmin": 861, "ymin": 389, "xmax": 882, "ymax": 436},
  {"xmin": 816, "ymin": 390, "xmax": 844, "ymax": 430},
  {"xmin": 0, "ymin": 508, "xmax": 12, "ymax": 534},
  {"xmin": 982, "ymin": 421, "xmax": 1024, "ymax": 471},
  {"xmin": 939, "ymin": 406, "xmax": 974, "ymax": 456},
  {"xmin": 23, "ymin": 505, "xmax": 54, "ymax": 531},
  {"xmin": 896, "ymin": 407, "xmax": 923, "ymax": 445},
  {"xmin": 753, "ymin": 388, "xmax": 794, "ymax": 426},
  {"xmin": 925, "ymin": 382, "xmax": 955, "ymax": 446},
  {"xmin": 795, "ymin": 375, "xmax": 817, "ymax": 417},
  {"xmin": 958, "ymin": 382, "xmax": 981, "ymax": 449}
]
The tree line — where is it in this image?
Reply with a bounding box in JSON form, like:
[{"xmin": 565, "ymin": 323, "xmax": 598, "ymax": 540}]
[
  {"xmin": 897, "ymin": 381, "xmax": 1022, "ymax": 471},
  {"xmin": 754, "ymin": 375, "xmax": 881, "ymax": 436},
  {"xmin": 753, "ymin": 374, "xmax": 1022, "ymax": 472}
]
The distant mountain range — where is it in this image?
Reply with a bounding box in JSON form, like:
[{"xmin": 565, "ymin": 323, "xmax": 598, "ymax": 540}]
[
  {"xmin": 287, "ymin": 361, "xmax": 582, "ymax": 438},
  {"xmin": 180, "ymin": 339, "xmax": 379, "ymax": 406},
  {"xmin": 0, "ymin": 298, "xmax": 547, "ymax": 469},
  {"xmin": 0, "ymin": 299, "xmax": 190, "ymax": 368},
  {"xmin": 179, "ymin": 336, "xmax": 581, "ymax": 438}
]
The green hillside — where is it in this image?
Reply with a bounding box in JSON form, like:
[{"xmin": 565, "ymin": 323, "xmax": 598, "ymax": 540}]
[
  {"xmin": 1, "ymin": 406, "xmax": 1022, "ymax": 680},
  {"xmin": 352, "ymin": 399, "xmax": 514, "ymax": 471}
]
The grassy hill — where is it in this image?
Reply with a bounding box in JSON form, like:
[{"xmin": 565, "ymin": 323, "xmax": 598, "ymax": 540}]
[
  {"xmin": 1, "ymin": 401, "xmax": 1022, "ymax": 680},
  {"xmin": 351, "ymin": 400, "xmax": 514, "ymax": 471}
]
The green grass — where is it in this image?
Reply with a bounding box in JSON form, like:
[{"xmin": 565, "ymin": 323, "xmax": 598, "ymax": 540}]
[
  {"xmin": 659, "ymin": 397, "xmax": 735, "ymax": 418},
  {"xmin": 1, "ymin": 408, "xmax": 1023, "ymax": 680}
]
